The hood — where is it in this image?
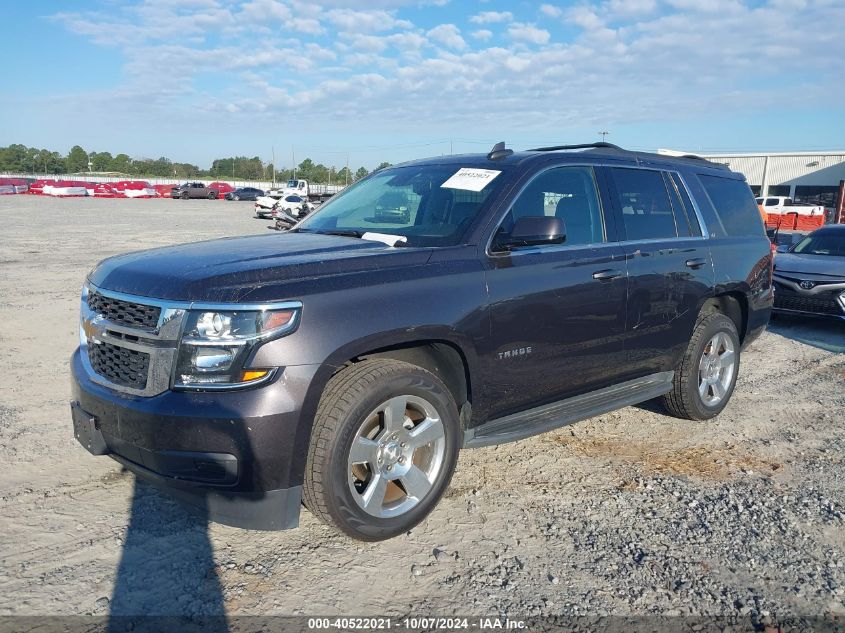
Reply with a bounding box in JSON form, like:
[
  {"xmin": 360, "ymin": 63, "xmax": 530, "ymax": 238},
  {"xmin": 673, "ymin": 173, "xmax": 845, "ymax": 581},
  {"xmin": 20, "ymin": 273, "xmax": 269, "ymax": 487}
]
[
  {"xmin": 774, "ymin": 252, "xmax": 845, "ymax": 279},
  {"xmin": 89, "ymin": 232, "xmax": 432, "ymax": 302}
]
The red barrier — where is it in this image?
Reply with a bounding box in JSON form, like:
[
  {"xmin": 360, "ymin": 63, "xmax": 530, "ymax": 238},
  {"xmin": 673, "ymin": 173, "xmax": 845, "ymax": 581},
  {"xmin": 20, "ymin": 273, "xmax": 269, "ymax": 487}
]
[
  {"xmin": 152, "ymin": 184, "xmax": 175, "ymax": 198},
  {"xmin": 209, "ymin": 181, "xmax": 235, "ymax": 198},
  {"xmin": 93, "ymin": 183, "xmax": 118, "ymax": 198}
]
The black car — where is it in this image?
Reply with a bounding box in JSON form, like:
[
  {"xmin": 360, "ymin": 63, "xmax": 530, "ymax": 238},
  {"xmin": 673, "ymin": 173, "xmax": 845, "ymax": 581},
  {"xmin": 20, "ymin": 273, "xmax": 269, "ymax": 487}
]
[
  {"xmin": 70, "ymin": 142, "xmax": 772, "ymax": 541},
  {"xmin": 225, "ymin": 187, "xmax": 265, "ymax": 201},
  {"xmin": 773, "ymin": 224, "xmax": 845, "ymax": 319}
]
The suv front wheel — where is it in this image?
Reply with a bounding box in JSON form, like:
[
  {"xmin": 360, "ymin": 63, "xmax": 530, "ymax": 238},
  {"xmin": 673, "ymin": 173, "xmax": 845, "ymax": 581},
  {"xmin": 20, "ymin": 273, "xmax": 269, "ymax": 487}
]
[
  {"xmin": 662, "ymin": 312, "xmax": 740, "ymax": 420},
  {"xmin": 303, "ymin": 359, "xmax": 460, "ymax": 541}
]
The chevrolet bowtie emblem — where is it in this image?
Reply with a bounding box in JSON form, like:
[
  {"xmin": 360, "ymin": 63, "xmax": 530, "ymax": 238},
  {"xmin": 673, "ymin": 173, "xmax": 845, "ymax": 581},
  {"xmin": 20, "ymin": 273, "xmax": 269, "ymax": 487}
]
[{"xmin": 81, "ymin": 317, "xmax": 103, "ymax": 341}]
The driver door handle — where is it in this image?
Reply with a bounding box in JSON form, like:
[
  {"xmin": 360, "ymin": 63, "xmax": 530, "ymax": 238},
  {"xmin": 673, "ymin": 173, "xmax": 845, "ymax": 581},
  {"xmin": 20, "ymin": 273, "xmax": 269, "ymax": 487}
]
[
  {"xmin": 592, "ymin": 269, "xmax": 623, "ymax": 281},
  {"xmin": 685, "ymin": 258, "xmax": 707, "ymax": 269}
]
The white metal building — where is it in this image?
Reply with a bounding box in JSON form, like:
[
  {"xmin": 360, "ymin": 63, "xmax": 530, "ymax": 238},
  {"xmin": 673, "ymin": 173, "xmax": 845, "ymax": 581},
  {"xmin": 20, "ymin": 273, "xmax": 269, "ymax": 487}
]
[{"xmin": 658, "ymin": 150, "xmax": 845, "ymax": 213}]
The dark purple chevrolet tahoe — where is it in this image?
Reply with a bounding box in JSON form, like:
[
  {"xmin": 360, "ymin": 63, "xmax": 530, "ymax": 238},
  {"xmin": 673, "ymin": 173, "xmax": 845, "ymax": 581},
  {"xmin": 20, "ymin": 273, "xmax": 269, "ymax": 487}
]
[{"xmin": 71, "ymin": 143, "xmax": 773, "ymax": 541}]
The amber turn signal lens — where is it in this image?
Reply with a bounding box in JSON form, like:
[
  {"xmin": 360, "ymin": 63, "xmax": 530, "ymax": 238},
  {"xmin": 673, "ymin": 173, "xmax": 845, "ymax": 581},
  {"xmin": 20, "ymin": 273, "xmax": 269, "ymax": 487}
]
[
  {"xmin": 240, "ymin": 370, "xmax": 269, "ymax": 382},
  {"xmin": 262, "ymin": 310, "xmax": 295, "ymax": 331}
]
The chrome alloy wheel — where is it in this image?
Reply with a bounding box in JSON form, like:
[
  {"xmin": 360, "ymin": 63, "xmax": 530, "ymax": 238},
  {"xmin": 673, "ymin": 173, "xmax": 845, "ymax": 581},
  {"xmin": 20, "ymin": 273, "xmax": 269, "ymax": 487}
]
[
  {"xmin": 347, "ymin": 395, "xmax": 446, "ymax": 518},
  {"xmin": 697, "ymin": 331, "xmax": 736, "ymax": 407}
]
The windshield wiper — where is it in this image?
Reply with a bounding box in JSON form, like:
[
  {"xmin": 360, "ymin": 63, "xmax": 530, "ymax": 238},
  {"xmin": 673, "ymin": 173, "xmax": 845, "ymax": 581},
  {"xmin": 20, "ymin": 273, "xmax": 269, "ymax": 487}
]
[{"xmin": 294, "ymin": 228, "xmax": 363, "ymax": 238}]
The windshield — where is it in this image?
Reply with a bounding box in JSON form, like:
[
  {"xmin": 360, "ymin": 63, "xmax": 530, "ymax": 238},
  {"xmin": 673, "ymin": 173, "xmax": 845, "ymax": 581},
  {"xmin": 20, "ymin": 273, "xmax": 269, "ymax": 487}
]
[
  {"xmin": 792, "ymin": 232, "xmax": 845, "ymax": 257},
  {"xmin": 295, "ymin": 164, "xmax": 508, "ymax": 247}
]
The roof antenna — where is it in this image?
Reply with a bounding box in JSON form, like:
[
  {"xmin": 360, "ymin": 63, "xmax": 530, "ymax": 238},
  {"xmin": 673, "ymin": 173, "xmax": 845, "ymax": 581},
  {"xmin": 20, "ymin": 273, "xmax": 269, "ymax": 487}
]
[{"xmin": 487, "ymin": 141, "xmax": 513, "ymax": 160}]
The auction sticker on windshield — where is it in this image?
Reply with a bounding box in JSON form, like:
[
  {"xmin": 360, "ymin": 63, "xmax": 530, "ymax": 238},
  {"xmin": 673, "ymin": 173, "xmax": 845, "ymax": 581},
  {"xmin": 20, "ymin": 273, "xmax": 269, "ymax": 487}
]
[{"xmin": 441, "ymin": 168, "xmax": 501, "ymax": 192}]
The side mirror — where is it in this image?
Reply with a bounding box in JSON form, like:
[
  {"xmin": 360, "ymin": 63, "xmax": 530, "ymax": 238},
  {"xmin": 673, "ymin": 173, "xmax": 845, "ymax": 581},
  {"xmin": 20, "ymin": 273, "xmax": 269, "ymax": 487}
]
[
  {"xmin": 776, "ymin": 244, "xmax": 790, "ymax": 253},
  {"xmin": 498, "ymin": 216, "xmax": 567, "ymax": 249}
]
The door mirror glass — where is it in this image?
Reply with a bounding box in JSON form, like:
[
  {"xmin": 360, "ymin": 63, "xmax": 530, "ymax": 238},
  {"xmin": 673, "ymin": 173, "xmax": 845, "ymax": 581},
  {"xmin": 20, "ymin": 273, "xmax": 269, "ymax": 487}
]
[
  {"xmin": 499, "ymin": 216, "xmax": 567, "ymax": 248},
  {"xmin": 776, "ymin": 244, "xmax": 790, "ymax": 253}
]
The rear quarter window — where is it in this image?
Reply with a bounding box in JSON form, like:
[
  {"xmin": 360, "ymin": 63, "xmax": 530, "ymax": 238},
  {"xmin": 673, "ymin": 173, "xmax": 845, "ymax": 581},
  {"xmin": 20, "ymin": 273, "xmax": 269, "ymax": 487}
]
[{"xmin": 698, "ymin": 174, "xmax": 764, "ymax": 237}]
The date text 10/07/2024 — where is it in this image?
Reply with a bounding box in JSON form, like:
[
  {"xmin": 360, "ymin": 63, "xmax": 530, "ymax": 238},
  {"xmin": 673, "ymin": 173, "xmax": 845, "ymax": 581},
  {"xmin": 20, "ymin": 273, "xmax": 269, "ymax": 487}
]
[{"xmin": 307, "ymin": 617, "xmax": 527, "ymax": 630}]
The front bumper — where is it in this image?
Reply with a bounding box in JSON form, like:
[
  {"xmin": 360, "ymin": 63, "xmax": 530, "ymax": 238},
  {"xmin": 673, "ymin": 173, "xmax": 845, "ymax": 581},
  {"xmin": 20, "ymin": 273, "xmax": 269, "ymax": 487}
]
[{"xmin": 71, "ymin": 349, "xmax": 320, "ymax": 530}]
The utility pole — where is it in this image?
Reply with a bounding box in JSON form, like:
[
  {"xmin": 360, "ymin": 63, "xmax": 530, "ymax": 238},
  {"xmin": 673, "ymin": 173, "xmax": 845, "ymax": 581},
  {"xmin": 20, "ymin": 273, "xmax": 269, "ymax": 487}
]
[
  {"xmin": 598, "ymin": 131, "xmax": 610, "ymax": 141},
  {"xmin": 292, "ymin": 147, "xmax": 296, "ymax": 180},
  {"xmin": 345, "ymin": 153, "xmax": 349, "ymax": 186},
  {"xmin": 271, "ymin": 146, "xmax": 276, "ymax": 187},
  {"xmin": 450, "ymin": 139, "xmax": 453, "ymax": 155}
]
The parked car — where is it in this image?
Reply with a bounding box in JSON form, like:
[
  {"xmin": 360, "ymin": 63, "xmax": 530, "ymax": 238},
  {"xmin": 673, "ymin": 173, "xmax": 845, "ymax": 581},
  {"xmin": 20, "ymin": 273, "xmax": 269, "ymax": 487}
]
[
  {"xmin": 772, "ymin": 224, "xmax": 845, "ymax": 319},
  {"xmin": 254, "ymin": 194, "xmax": 308, "ymax": 219},
  {"xmin": 225, "ymin": 187, "xmax": 265, "ymax": 201},
  {"xmin": 171, "ymin": 182, "xmax": 219, "ymax": 199},
  {"xmin": 71, "ymin": 142, "xmax": 772, "ymax": 541}
]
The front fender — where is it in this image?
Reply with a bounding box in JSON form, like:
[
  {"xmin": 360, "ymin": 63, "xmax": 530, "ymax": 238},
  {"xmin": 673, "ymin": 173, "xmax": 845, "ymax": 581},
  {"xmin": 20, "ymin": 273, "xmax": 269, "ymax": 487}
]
[{"xmin": 283, "ymin": 326, "xmax": 480, "ymax": 488}]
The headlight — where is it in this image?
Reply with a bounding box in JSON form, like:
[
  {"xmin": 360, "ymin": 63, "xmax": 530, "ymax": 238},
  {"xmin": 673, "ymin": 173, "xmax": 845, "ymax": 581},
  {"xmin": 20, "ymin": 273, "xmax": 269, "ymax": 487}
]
[{"xmin": 174, "ymin": 306, "xmax": 300, "ymax": 389}]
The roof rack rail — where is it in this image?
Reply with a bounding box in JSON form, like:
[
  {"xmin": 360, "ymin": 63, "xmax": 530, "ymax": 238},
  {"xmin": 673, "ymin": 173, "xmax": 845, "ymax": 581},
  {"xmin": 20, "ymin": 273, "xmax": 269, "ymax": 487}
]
[{"xmin": 527, "ymin": 142, "xmax": 625, "ymax": 152}]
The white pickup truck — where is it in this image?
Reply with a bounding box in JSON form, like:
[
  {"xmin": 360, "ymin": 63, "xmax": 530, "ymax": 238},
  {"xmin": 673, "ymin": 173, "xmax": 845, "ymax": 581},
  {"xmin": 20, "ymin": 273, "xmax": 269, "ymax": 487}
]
[
  {"xmin": 756, "ymin": 196, "xmax": 825, "ymax": 217},
  {"xmin": 269, "ymin": 179, "xmax": 342, "ymax": 202}
]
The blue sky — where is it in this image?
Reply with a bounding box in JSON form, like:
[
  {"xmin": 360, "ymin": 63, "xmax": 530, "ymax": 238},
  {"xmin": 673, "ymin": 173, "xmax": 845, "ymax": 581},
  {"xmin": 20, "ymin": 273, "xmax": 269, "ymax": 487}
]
[{"xmin": 2, "ymin": 0, "xmax": 843, "ymax": 170}]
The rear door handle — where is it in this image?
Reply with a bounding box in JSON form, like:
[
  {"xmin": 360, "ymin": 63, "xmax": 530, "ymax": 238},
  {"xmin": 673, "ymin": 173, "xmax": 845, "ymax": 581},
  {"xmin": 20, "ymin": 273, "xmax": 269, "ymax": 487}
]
[
  {"xmin": 685, "ymin": 258, "xmax": 707, "ymax": 269},
  {"xmin": 592, "ymin": 269, "xmax": 623, "ymax": 281}
]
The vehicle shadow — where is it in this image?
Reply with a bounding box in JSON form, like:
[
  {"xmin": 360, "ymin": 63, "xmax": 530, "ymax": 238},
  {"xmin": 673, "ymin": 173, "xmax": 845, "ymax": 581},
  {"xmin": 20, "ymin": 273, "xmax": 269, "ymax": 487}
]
[
  {"xmin": 108, "ymin": 477, "xmax": 229, "ymax": 632},
  {"xmin": 767, "ymin": 314, "xmax": 845, "ymax": 354},
  {"xmin": 107, "ymin": 403, "xmax": 266, "ymax": 632}
]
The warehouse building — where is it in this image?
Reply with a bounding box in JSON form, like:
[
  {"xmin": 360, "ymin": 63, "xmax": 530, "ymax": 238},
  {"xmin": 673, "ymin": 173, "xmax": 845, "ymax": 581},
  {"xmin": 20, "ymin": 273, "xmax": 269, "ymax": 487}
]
[{"xmin": 659, "ymin": 150, "xmax": 845, "ymax": 222}]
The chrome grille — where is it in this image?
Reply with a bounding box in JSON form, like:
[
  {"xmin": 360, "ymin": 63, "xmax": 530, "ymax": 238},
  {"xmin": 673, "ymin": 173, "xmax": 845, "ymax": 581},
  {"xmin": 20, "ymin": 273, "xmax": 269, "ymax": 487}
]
[
  {"xmin": 87, "ymin": 341, "xmax": 151, "ymax": 390},
  {"xmin": 81, "ymin": 285, "xmax": 186, "ymax": 397},
  {"xmin": 87, "ymin": 290, "xmax": 161, "ymax": 329}
]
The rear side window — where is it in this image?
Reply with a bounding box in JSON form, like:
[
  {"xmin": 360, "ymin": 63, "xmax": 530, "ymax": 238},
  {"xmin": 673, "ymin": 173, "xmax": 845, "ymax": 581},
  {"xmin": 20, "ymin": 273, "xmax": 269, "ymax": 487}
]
[
  {"xmin": 610, "ymin": 168, "xmax": 679, "ymax": 240},
  {"xmin": 698, "ymin": 174, "xmax": 764, "ymax": 237}
]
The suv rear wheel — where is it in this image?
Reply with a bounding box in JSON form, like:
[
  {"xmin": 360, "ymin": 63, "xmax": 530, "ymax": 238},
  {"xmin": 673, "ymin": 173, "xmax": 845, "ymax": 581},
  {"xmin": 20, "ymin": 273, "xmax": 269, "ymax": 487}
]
[
  {"xmin": 662, "ymin": 312, "xmax": 740, "ymax": 420},
  {"xmin": 303, "ymin": 359, "xmax": 460, "ymax": 541}
]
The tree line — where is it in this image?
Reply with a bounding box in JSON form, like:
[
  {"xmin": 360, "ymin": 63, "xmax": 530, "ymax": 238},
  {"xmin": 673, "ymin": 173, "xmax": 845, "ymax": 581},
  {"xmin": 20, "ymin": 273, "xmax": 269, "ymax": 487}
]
[{"xmin": 0, "ymin": 144, "xmax": 391, "ymax": 184}]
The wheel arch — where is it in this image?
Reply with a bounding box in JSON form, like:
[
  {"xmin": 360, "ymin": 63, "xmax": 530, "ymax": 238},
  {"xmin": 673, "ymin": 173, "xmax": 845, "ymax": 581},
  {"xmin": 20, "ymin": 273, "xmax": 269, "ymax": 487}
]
[
  {"xmin": 701, "ymin": 291, "xmax": 749, "ymax": 342},
  {"xmin": 288, "ymin": 331, "xmax": 476, "ymax": 487}
]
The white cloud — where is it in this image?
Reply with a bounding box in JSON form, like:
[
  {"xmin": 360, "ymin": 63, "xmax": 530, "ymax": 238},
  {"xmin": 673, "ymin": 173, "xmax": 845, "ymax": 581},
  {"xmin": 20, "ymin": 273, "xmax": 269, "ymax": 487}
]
[
  {"xmin": 567, "ymin": 6, "xmax": 605, "ymax": 30},
  {"xmin": 427, "ymin": 24, "xmax": 467, "ymax": 50},
  {"xmin": 606, "ymin": 0, "xmax": 657, "ymax": 15},
  {"xmin": 508, "ymin": 23, "xmax": 551, "ymax": 45},
  {"xmin": 39, "ymin": 0, "xmax": 845, "ymax": 158},
  {"xmin": 326, "ymin": 9, "xmax": 413, "ymax": 32},
  {"xmin": 469, "ymin": 11, "xmax": 513, "ymax": 24},
  {"xmin": 539, "ymin": 4, "xmax": 563, "ymax": 18}
]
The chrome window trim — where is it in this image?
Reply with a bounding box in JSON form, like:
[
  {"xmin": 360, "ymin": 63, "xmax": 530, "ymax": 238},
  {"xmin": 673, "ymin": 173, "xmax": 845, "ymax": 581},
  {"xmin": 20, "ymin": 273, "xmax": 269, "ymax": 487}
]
[
  {"xmin": 673, "ymin": 171, "xmax": 710, "ymax": 238},
  {"xmin": 488, "ymin": 240, "xmax": 619, "ymax": 259},
  {"xmin": 80, "ymin": 282, "xmax": 302, "ymax": 397},
  {"xmin": 485, "ymin": 164, "xmax": 608, "ymax": 257},
  {"xmin": 485, "ymin": 162, "xmax": 711, "ymax": 258}
]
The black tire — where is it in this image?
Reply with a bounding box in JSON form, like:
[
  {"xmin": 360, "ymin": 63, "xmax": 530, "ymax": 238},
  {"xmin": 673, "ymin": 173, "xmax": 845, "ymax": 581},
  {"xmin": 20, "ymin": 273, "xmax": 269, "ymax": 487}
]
[
  {"xmin": 208, "ymin": 191, "xmax": 217, "ymax": 199},
  {"xmin": 303, "ymin": 359, "xmax": 461, "ymax": 541},
  {"xmin": 661, "ymin": 312, "xmax": 740, "ymax": 420},
  {"xmin": 233, "ymin": 195, "xmax": 240, "ymax": 201},
  {"xmin": 181, "ymin": 191, "xmax": 189, "ymax": 200}
]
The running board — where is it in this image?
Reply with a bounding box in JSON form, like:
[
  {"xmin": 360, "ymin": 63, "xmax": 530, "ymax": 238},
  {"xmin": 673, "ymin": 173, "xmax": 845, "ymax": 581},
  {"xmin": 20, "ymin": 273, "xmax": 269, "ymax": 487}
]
[{"xmin": 463, "ymin": 371, "xmax": 674, "ymax": 448}]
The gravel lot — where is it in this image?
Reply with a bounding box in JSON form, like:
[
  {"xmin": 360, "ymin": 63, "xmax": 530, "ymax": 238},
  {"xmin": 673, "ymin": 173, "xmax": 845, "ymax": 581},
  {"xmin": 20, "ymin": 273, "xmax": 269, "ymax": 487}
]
[{"xmin": 0, "ymin": 195, "xmax": 844, "ymax": 624}]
